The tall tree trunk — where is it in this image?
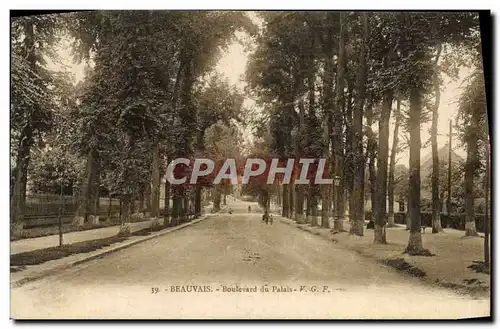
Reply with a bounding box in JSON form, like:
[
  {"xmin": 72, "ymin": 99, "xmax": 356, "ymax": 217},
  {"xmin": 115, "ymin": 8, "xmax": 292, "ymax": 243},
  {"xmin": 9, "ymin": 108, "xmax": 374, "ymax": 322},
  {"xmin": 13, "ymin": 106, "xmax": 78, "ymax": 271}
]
[
  {"xmin": 374, "ymin": 92, "xmax": 393, "ymax": 243},
  {"xmin": 130, "ymin": 194, "xmax": 136, "ymax": 214},
  {"xmin": 320, "ymin": 120, "xmax": 331, "ymax": 229},
  {"xmin": 139, "ymin": 188, "xmax": 145, "ymax": 213},
  {"xmin": 310, "ymin": 182, "xmax": 318, "ymax": 227},
  {"xmin": 171, "ymin": 50, "xmax": 195, "ymax": 224},
  {"xmin": 288, "ymin": 181, "xmax": 294, "ymax": 218},
  {"xmin": 172, "ymin": 186, "xmax": 183, "ymax": 225},
  {"xmin": 82, "ymin": 148, "xmax": 98, "ymax": 223},
  {"xmin": 365, "ymin": 101, "xmax": 377, "ymax": 224},
  {"xmin": 194, "ymin": 129, "xmax": 205, "ymax": 216},
  {"xmin": 310, "ymin": 190, "xmax": 318, "ymax": 227},
  {"xmin": 405, "ymin": 82, "xmax": 430, "ymax": 254},
  {"xmin": 282, "ymin": 184, "xmax": 289, "ymax": 218},
  {"xmin": 92, "ymin": 169, "xmax": 101, "ymax": 221},
  {"xmin": 343, "ymin": 88, "xmax": 354, "ymax": 226},
  {"xmin": 484, "ymin": 139, "xmax": 490, "ymax": 266},
  {"xmin": 447, "ymin": 120, "xmax": 453, "ymax": 216},
  {"xmin": 305, "ymin": 191, "xmax": 311, "ymax": 224},
  {"xmin": 321, "ymin": 184, "xmax": 331, "ymax": 228},
  {"xmin": 195, "ymin": 186, "xmax": 202, "ymax": 216},
  {"xmin": 167, "ymin": 52, "xmax": 186, "ymax": 227},
  {"xmin": 119, "ymin": 198, "xmax": 122, "ymax": 221},
  {"xmin": 464, "ymin": 120, "xmax": 479, "ymax": 236},
  {"xmin": 144, "ymin": 182, "xmax": 151, "ymax": 214},
  {"xmin": 107, "ymin": 194, "xmax": 113, "ymax": 219},
  {"xmin": 431, "ymin": 46, "xmax": 443, "ymax": 233},
  {"xmin": 213, "ymin": 185, "xmax": 222, "ymax": 211},
  {"xmin": 276, "ymin": 185, "xmax": 282, "ymax": 206},
  {"xmin": 320, "ymin": 22, "xmax": 335, "ymax": 230},
  {"xmin": 151, "ymin": 143, "xmax": 160, "ymax": 218},
  {"xmin": 11, "ymin": 126, "xmax": 32, "ymax": 231},
  {"xmin": 350, "ymin": 12, "xmax": 368, "ymax": 236},
  {"xmin": 295, "ymin": 186, "xmax": 305, "ymax": 223},
  {"xmin": 345, "ymin": 85, "xmax": 354, "ymax": 224},
  {"xmin": 164, "ymin": 179, "xmax": 170, "ymax": 223},
  {"xmin": 20, "ymin": 165, "xmax": 28, "ymax": 221},
  {"xmin": 11, "ymin": 19, "xmax": 37, "ymax": 233},
  {"xmin": 295, "ymin": 98, "xmax": 306, "ymax": 224},
  {"xmin": 333, "ymin": 12, "xmax": 346, "ymax": 232},
  {"xmin": 118, "ymin": 198, "xmax": 132, "ymax": 237},
  {"xmin": 183, "ymin": 191, "xmax": 189, "ymax": 222},
  {"xmin": 118, "ymin": 134, "xmax": 136, "ymax": 236},
  {"xmin": 388, "ymin": 98, "xmax": 401, "ymax": 227}
]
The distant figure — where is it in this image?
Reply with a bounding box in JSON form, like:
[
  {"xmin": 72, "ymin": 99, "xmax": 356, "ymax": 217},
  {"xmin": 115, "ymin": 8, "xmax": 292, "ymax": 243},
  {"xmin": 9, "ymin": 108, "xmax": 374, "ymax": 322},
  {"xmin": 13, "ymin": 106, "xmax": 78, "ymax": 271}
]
[
  {"xmin": 262, "ymin": 210, "xmax": 270, "ymax": 224},
  {"xmin": 248, "ymin": 206, "xmax": 251, "ymax": 213},
  {"xmin": 366, "ymin": 220, "xmax": 374, "ymax": 229}
]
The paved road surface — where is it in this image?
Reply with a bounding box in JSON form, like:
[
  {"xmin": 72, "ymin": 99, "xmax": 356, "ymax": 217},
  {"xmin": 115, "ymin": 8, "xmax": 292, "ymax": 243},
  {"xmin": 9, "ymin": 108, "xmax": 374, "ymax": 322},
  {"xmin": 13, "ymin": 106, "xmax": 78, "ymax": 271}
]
[{"xmin": 11, "ymin": 199, "xmax": 489, "ymax": 319}]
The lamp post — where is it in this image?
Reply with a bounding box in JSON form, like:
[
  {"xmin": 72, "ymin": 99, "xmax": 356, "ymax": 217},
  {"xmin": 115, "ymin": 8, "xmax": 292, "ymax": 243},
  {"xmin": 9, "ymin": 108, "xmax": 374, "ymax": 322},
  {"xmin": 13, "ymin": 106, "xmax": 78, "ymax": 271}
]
[{"xmin": 57, "ymin": 174, "xmax": 64, "ymax": 247}]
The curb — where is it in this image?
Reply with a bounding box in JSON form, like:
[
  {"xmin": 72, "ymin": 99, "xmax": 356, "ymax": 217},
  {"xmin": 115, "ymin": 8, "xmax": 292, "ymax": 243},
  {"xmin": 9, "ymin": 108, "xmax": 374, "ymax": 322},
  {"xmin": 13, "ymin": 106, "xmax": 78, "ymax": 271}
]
[
  {"xmin": 11, "ymin": 213, "xmax": 214, "ymax": 289},
  {"xmin": 71, "ymin": 214, "xmax": 212, "ymax": 266}
]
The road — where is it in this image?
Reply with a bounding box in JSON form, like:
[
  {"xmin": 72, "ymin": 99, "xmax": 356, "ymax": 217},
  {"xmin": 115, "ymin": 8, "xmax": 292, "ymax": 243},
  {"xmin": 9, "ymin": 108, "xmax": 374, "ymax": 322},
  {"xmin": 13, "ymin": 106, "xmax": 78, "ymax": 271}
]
[{"xmin": 11, "ymin": 198, "xmax": 489, "ymax": 319}]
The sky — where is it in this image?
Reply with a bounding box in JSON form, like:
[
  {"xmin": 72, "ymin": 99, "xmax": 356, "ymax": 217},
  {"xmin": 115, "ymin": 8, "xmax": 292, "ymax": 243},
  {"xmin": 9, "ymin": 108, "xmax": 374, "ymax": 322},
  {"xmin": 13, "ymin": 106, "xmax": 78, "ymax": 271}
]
[{"xmin": 50, "ymin": 12, "xmax": 471, "ymax": 168}]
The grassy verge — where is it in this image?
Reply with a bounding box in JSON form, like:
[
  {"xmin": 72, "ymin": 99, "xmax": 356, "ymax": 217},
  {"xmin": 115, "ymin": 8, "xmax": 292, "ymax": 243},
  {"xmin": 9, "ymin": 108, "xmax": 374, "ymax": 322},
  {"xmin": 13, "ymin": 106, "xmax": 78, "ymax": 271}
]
[
  {"xmin": 11, "ymin": 216, "xmax": 204, "ymax": 270},
  {"xmin": 10, "ymin": 212, "xmax": 211, "ymax": 273},
  {"xmin": 10, "ymin": 236, "xmax": 128, "ymax": 268},
  {"xmin": 131, "ymin": 224, "xmax": 168, "ymax": 236},
  {"xmin": 11, "ymin": 216, "xmax": 151, "ymax": 241},
  {"xmin": 383, "ymin": 258, "xmax": 426, "ymax": 277}
]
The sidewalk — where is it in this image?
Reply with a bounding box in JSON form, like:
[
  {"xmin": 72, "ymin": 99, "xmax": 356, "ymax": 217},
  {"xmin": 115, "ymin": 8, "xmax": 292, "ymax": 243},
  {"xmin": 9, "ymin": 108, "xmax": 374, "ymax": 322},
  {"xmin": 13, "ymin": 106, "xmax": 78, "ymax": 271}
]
[
  {"xmin": 11, "ymin": 202, "xmax": 220, "ymax": 256},
  {"xmin": 10, "ymin": 219, "xmax": 156, "ymax": 255},
  {"xmin": 10, "ymin": 212, "xmax": 217, "ymax": 288},
  {"xmin": 279, "ymin": 216, "xmax": 490, "ymax": 298}
]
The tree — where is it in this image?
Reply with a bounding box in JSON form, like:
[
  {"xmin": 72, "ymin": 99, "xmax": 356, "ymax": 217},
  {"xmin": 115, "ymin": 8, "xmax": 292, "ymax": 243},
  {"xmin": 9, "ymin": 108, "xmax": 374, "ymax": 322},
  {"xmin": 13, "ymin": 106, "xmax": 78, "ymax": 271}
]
[
  {"xmin": 246, "ymin": 12, "xmax": 309, "ymax": 220},
  {"xmin": 350, "ymin": 12, "xmax": 369, "ymax": 236},
  {"xmin": 484, "ymin": 137, "xmax": 490, "ymax": 267},
  {"xmin": 11, "ymin": 15, "xmax": 62, "ymax": 232},
  {"xmin": 458, "ymin": 62, "xmax": 486, "ymax": 237},
  {"xmin": 332, "ymin": 12, "xmax": 347, "ymax": 232},
  {"xmin": 65, "ymin": 11, "xmax": 255, "ymax": 230},
  {"xmin": 193, "ymin": 74, "xmax": 244, "ymax": 213},
  {"xmin": 204, "ymin": 122, "xmax": 244, "ymax": 210},
  {"xmin": 365, "ymin": 12, "xmax": 402, "ymax": 243},
  {"xmin": 430, "ymin": 45, "xmax": 444, "ymax": 233},
  {"xmin": 387, "ymin": 98, "xmax": 401, "ymax": 227},
  {"xmin": 392, "ymin": 12, "xmax": 479, "ymax": 253}
]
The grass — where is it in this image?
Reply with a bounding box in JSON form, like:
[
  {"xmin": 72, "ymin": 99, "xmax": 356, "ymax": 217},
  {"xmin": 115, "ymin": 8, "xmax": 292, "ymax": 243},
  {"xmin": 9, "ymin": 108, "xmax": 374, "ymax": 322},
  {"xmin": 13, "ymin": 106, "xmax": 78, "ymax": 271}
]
[
  {"xmin": 468, "ymin": 261, "xmax": 490, "ymax": 275},
  {"xmin": 383, "ymin": 258, "xmax": 427, "ymax": 278},
  {"xmin": 10, "ymin": 265, "xmax": 26, "ymax": 273},
  {"xmin": 130, "ymin": 218, "xmax": 194, "ymax": 237},
  {"xmin": 10, "ymin": 236, "xmax": 128, "ymax": 267},
  {"xmin": 11, "ymin": 217, "xmax": 197, "ymax": 267},
  {"xmin": 11, "ymin": 216, "xmax": 151, "ymax": 241},
  {"xmin": 10, "ymin": 214, "xmax": 206, "ymax": 272}
]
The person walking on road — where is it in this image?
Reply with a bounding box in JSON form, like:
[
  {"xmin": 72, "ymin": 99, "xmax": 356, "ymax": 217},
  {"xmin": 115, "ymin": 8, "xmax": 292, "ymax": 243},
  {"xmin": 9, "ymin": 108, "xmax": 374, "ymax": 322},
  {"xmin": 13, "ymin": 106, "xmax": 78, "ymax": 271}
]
[{"xmin": 262, "ymin": 210, "xmax": 272, "ymax": 225}]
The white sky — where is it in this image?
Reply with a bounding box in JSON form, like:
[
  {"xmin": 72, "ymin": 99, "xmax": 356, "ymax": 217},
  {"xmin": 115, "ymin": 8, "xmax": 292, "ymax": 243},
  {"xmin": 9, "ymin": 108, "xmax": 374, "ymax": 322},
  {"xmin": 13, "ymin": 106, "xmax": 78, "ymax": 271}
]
[{"xmin": 50, "ymin": 13, "xmax": 470, "ymax": 167}]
